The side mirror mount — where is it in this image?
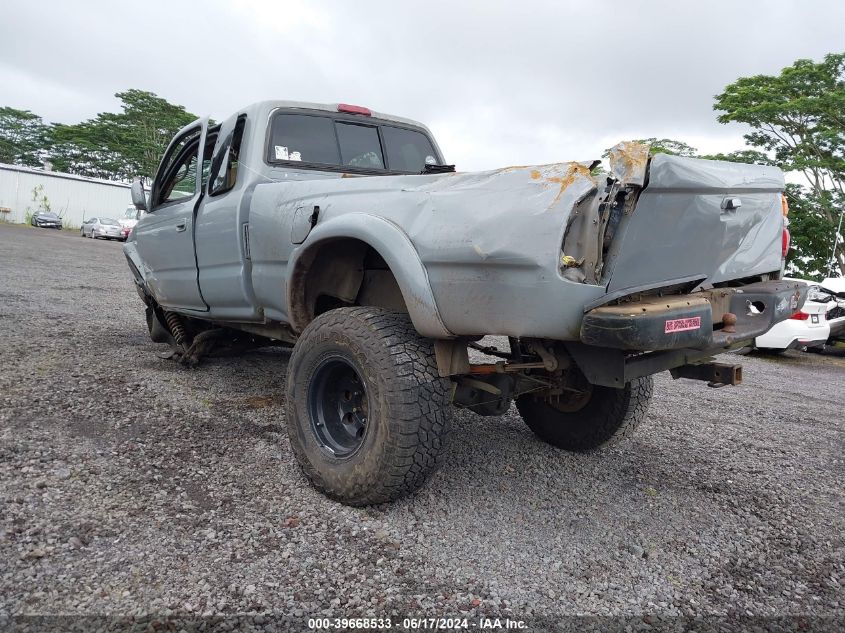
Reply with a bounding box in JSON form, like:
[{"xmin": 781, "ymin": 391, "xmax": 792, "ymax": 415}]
[{"xmin": 131, "ymin": 179, "xmax": 148, "ymax": 212}]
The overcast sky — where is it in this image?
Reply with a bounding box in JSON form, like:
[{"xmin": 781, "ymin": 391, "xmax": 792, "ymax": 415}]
[{"xmin": 1, "ymin": 0, "xmax": 843, "ymax": 171}]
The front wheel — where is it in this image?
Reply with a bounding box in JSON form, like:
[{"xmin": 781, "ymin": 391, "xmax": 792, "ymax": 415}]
[
  {"xmin": 285, "ymin": 307, "xmax": 451, "ymax": 506},
  {"xmin": 516, "ymin": 377, "xmax": 653, "ymax": 451}
]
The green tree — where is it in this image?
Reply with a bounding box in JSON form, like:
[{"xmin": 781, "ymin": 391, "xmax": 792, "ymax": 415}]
[
  {"xmin": 596, "ymin": 138, "xmax": 698, "ymax": 175},
  {"xmin": 714, "ymin": 52, "xmax": 845, "ymax": 276},
  {"xmin": 602, "ymin": 137, "xmax": 698, "ymax": 160},
  {"xmin": 697, "ymin": 149, "xmax": 774, "ymax": 165},
  {"xmin": 50, "ymin": 89, "xmax": 198, "ymax": 181},
  {"xmin": 633, "ymin": 138, "xmax": 698, "ymax": 157},
  {"xmin": 784, "ymin": 183, "xmax": 838, "ymax": 277},
  {"xmin": 0, "ymin": 107, "xmax": 51, "ymax": 167}
]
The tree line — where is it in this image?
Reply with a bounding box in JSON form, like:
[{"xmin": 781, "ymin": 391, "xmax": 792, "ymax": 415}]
[
  {"xmin": 0, "ymin": 53, "xmax": 842, "ymax": 277},
  {"xmin": 0, "ymin": 89, "xmax": 197, "ymax": 182},
  {"xmin": 608, "ymin": 53, "xmax": 843, "ymax": 279}
]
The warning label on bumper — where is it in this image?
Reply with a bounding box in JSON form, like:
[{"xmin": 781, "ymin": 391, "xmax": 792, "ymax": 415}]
[{"xmin": 665, "ymin": 316, "xmax": 702, "ymax": 333}]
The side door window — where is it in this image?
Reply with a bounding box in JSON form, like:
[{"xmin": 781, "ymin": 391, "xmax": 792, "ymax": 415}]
[
  {"xmin": 209, "ymin": 115, "xmax": 247, "ymax": 196},
  {"xmin": 150, "ymin": 127, "xmax": 202, "ymax": 209}
]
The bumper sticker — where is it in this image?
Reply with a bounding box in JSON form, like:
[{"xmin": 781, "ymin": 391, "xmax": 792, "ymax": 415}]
[{"xmin": 665, "ymin": 316, "xmax": 701, "ymax": 333}]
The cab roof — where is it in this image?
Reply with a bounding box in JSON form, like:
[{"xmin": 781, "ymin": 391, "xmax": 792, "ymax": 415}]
[{"xmin": 245, "ymin": 100, "xmax": 434, "ymax": 135}]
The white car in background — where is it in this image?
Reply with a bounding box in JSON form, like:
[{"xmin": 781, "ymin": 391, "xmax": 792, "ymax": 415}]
[
  {"xmin": 753, "ymin": 279, "xmax": 830, "ymax": 353},
  {"xmin": 118, "ymin": 205, "xmax": 141, "ymax": 240}
]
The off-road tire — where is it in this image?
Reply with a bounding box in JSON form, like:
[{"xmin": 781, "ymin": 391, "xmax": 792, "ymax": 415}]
[
  {"xmin": 285, "ymin": 307, "xmax": 451, "ymax": 505},
  {"xmin": 516, "ymin": 377, "xmax": 653, "ymax": 451}
]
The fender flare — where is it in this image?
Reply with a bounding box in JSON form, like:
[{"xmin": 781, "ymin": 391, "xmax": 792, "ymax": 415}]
[{"xmin": 286, "ymin": 213, "xmax": 452, "ymax": 339}]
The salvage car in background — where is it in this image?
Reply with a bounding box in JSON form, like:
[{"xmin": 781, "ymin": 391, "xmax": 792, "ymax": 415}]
[
  {"xmin": 81, "ymin": 217, "xmax": 125, "ymax": 240},
  {"xmin": 30, "ymin": 211, "xmax": 62, "ymax": 229},
  {"xmin": 754, "ymin": 281, "xmax": 829, "ymax": 352},
  {"xmin": 124, "ymin": 100, "xmax": 804, "ymax": 505}
]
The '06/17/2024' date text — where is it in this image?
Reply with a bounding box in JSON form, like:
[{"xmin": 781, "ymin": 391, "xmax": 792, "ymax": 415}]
[{"xmin": 308, "ymin": 617, "xmax": 528, "ymax": 630}]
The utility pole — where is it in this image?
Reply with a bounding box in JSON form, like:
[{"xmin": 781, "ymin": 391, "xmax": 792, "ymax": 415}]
[{"xmin": 828, "ymin": 207, "xmax": 845, "ymax": 278}]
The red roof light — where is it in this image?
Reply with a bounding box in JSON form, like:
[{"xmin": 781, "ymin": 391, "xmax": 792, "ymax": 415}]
[{"xmin": 337, "ymin": 103, "xmax": 372, "ymax": 116}]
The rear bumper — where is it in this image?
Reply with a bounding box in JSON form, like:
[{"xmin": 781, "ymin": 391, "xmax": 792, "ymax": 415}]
[
  {"xmin": 581, "ymin": 280, "xmax": 807, "ymax": 352},
  {"xmin": 566, "ymin": 281, "xmax": 808, "ymax": 387}
]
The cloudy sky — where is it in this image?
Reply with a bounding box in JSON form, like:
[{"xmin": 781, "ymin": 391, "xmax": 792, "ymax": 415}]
[{"xmin": 1, "ymin": 0, "xmax": 843, "ymax": 171}]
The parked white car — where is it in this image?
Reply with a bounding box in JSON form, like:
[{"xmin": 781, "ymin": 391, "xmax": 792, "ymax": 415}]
[
  {"xmin": 754, "ymin": 279, "xmax": 829, "ymax": 352},
  {"xmin": 118, "ymin": 205, "xmax": 141, "ymax": 240}
]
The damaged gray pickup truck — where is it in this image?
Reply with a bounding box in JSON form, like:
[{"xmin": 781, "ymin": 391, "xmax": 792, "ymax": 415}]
[{"xmin": 125, "ymin": 100, "xmax": 805, "ymax": 505}]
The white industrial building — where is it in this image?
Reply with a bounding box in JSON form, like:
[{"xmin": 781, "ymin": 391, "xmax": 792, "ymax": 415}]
[{"xmin": 0, "ymin": 163, "xmax": 131, "ymax": 229}]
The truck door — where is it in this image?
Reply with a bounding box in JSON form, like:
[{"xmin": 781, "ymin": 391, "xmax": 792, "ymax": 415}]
[
  {"xmin": 134, "ymin": 119, "xmax": 210, "ymax": 311},
  {"xmin": 193, "ymin": 114, "xmax": 260, "ymax": 320}
]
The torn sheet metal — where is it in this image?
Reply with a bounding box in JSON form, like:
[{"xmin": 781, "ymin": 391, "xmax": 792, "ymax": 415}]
[
  {"xmin": 607, "ymin": 141, "xmax": 650, "ymax": 187},
  {"xmin": 603, "ymin": 153, "xmax": 786, "ymax": 293}
]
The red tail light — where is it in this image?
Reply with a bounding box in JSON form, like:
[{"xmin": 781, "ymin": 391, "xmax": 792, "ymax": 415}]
[
  {"xmin": 782, "ymin": 227, "xmax": 790, "ymax": 258},
  {"xmin": 789, "ymin": 311, "xmax": 809, "ymax": 321},
  {"xmin": 337, "ymin": 103, "xmax": 371, "ymax": 116}
]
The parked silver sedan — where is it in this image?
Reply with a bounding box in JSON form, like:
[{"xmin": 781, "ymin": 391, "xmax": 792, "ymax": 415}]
[{"xmin": 81, "ymin": 217, "xmax": 125, "ymax": 241}]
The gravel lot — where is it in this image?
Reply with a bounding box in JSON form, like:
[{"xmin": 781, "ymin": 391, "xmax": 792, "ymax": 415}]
[{"xmin": 1, "ymin": 223, "xmax": 844, "ymax": 629}]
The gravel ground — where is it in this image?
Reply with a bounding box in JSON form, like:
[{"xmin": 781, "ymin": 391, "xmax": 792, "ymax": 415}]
[{"xmin": 1, "ymin": 223, "xmax": 844, "ymax": 629}]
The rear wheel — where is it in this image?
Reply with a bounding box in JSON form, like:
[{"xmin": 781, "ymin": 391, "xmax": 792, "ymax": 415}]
[
  {"xmin": 285, "ymin": 307, "xmax": 451, "ymax": 505},
  {"xmin": 516, "ymin": 377, "xmax": 653, "ymax": 451}
]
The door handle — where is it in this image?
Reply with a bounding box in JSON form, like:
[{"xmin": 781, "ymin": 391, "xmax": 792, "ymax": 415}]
[{"xmin": 175, "ymin": 221, "xmax": 187, "ymax": 232}]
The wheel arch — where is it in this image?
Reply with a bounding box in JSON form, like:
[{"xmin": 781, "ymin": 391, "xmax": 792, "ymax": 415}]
[{"xmin": 286, "ymin": 213, "xmax": 452, "ymax": 338}]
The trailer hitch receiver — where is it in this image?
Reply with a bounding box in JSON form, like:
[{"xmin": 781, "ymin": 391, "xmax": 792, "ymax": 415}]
[{"xmin": 670, "ymin": 362, "xmax": 742, "ymax": 387}]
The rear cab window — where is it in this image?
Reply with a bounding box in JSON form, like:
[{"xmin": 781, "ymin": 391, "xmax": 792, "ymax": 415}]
[{"xmin": 267, "ymin": 110, "xmax": 442, "ymax": 174}]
